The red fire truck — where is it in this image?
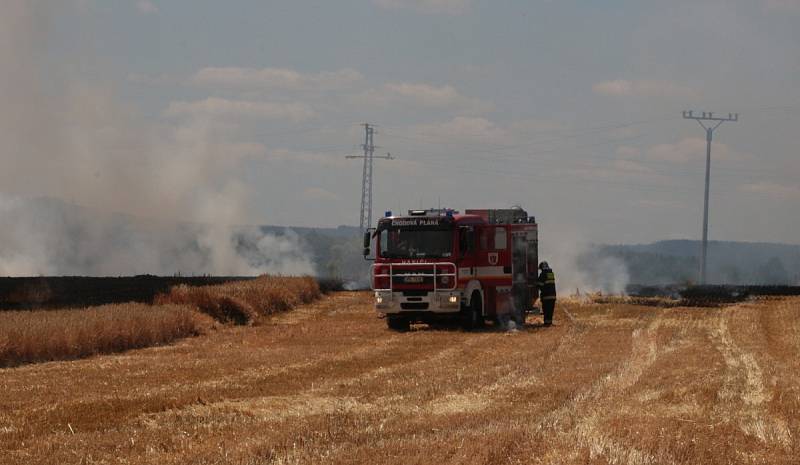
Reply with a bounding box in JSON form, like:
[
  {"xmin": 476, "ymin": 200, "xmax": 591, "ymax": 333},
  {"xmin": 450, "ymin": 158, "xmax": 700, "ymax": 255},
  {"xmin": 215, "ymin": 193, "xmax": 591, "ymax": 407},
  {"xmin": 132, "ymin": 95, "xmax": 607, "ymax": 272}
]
[{"xmin": 363, "ymin": 207, "xmax": 539, "ymax": 331}]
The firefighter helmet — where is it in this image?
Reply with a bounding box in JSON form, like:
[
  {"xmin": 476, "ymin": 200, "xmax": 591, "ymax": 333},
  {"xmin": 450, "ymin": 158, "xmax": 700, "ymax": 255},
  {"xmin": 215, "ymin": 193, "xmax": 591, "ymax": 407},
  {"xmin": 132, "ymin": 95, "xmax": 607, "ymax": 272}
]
[{"xmin": 539, "ymin": 261, "xmax": 549, "ymax": 270}]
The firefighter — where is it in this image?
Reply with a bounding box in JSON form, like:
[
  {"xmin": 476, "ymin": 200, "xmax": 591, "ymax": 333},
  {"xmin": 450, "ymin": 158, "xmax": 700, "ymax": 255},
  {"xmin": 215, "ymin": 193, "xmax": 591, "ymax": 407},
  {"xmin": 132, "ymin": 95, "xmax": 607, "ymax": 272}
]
[{"xmin": 537, "ymin": 261, "xmax": 556, "ymax": 326}]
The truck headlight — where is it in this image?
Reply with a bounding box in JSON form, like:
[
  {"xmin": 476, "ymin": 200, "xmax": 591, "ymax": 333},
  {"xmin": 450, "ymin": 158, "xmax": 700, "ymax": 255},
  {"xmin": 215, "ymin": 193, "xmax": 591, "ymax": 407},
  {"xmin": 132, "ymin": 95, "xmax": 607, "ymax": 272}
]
[
  {"xmin": 376, "ymin": 295, "xmax": 384, "ymax": 304},
  {"xmin": 448, "ymin": 295, "xmax": 458, "ymax": 303}
]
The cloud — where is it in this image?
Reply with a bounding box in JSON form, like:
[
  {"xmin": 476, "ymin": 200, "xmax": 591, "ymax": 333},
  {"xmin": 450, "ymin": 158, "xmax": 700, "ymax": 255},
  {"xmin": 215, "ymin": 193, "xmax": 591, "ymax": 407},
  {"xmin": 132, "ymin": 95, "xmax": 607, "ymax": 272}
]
[
  {"xmin": 740, "ymin": 182, "xmax": 800, "ymax": 200},
  {"xmin": 391, "ymin": 116, "xmax": 573, "ymax": 150},
  {"xmin": 264, "ymin": 148, "xmax": 348, "ymax": 167},
  {"xmin": 135, "ymin": 0, "xmax": 158, "ymax": 15},
  {"xmin": 190, "ymin": 67, "xmax": 363, "ymax": 91},
  {"xmin": 164, "ymin": 98, "xmax": 316, "ymax": 122},
  {"xmin": 636, "ymin": 199, "xmax": 683, "ymax": 209},
  {"xmin": 384, "ymin": 82, "xmax": 463, "ymax": 105},
  {"xmin": 507, "ymin": 119, "xmax": 568, "ymax": 134},
  {"xmin": 410, "ymin": 116, "xmax": 507, "ymax": 144},
  {"xmin": 613, "ymin": 158, "xmax": 653, "ymax": 175},
  {"xmin": 204, "ymin": 141, "xmax": 266, "ymax": 160},
  {"xmin": 592, "ymin": 79, "xmax": 696, "ymax": 99},
  {"xmin": 127, "ymin": 73, "xmax": 177, "ymax": 85},
  {"xmin": 763, "ymin": 0, "xmax": 800, "ymax": 11},
  {"xmin": 645, "ymin": 137, "xmax": 731, "ymax": 164},
  {"xmin": 568, "ymin": 157, "xmax": 659, "ymax": 184},
  {"xmin": 303, "ymin": 187, "xmax": 339, "ymax": 202},
  {"xmin": 615, "ymin": 145, "xmax": 642, "ymax": 159},
  {"xmin": 374, "ymin": 0, "xmax": 470, "ymax": 15},
  {"xmin": 357, "ymin": 82, "xmax": 490, "ymax": 114}
]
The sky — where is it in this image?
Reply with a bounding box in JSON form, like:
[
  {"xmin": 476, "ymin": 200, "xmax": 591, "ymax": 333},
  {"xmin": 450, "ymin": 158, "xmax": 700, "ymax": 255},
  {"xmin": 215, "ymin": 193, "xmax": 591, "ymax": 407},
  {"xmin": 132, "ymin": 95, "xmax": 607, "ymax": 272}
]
[{"xmin": 3, "ymin": 0, "xmax": 800, "ymax": 246}]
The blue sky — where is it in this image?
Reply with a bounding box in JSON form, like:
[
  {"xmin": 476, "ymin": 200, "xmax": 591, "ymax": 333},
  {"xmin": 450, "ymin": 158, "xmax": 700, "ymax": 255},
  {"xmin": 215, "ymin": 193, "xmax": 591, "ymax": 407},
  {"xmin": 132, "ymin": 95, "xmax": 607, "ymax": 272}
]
[{"xmin": 3, "ymin": 0, "xmax": 800, "ymax": 245}]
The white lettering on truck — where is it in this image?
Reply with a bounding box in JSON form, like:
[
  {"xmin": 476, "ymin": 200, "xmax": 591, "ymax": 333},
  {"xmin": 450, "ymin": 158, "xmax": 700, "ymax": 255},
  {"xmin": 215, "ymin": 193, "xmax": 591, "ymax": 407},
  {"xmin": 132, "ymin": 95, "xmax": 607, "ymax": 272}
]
[{"xmin": 391, "ymin": 219, "xmax": 441, "ymax": 227}]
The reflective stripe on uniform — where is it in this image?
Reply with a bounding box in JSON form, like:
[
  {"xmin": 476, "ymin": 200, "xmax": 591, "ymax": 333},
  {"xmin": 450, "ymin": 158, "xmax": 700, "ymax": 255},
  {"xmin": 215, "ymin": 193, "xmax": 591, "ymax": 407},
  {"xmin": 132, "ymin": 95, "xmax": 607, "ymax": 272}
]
[{"xmin": 538, "ymin": 270, "xmax": 556, "ymax": 300}]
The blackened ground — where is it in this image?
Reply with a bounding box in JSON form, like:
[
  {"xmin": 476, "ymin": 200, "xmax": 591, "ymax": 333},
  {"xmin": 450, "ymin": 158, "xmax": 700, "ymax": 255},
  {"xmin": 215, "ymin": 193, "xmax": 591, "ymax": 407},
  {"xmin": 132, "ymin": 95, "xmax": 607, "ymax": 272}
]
[
  {"xmin": 0, "ymin": 276, "xmax": 344, "ymax": 311},
  {"xmin": 627, "ymin": 283, "xmax": 800, "ymax": 306},
  {"xmin": 0, "ymin": 276, "xmax": 254, "ymax": 310}
]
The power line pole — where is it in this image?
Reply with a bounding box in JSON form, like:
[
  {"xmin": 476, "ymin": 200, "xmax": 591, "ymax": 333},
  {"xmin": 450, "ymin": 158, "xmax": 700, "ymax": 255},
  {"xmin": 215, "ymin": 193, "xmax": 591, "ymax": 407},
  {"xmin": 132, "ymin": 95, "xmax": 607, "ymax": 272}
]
[
  {"xmin": 346, "ymin": 123, "xmax": 393, "ymax": 232},
  {"xmin": 682, "ymin": 110, "xmax": 739, "ymax": 285}
]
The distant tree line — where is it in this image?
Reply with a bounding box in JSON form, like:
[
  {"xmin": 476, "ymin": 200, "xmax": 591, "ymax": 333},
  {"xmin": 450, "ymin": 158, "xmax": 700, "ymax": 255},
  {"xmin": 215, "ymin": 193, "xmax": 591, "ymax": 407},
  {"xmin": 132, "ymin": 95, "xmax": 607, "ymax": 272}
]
[
  {"xmin": 257, "ymin": 230, "xmax": 800, "ymax": 287},
  {"xmin": 587, "ymin": 241, "xmax": 800, "ymax": 285}
]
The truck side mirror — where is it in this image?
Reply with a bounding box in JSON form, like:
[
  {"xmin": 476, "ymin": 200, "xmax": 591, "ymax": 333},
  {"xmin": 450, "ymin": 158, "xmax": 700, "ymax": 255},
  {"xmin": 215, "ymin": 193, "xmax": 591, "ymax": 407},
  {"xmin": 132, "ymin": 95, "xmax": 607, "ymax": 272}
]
[{"xmin": 363, "ymin": 231, "xmax": 371, "ymax": 256}]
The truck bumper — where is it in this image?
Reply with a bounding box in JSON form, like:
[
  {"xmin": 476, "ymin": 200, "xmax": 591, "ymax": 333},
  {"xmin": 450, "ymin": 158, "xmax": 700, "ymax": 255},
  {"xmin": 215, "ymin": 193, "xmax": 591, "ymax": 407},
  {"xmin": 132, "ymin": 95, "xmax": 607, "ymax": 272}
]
[{"xmin": 374, "ymin": 290, "xmax": 461, "ymax": 314}]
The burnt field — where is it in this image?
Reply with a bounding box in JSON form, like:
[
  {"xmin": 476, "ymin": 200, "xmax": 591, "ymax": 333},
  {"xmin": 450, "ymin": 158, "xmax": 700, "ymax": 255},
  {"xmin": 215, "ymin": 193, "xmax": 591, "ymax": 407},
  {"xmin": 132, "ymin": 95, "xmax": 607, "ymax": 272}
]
[
  {"xmin": 626, "ymin": 284, "xmax": 800, "ymax": 306},
  {"xmin": 0, "ymin": 276, "xmax": 255, "ymax": 310},
  {"xmin": 0, "ymin": 276, "xmax": 343, "ymax": 311}
]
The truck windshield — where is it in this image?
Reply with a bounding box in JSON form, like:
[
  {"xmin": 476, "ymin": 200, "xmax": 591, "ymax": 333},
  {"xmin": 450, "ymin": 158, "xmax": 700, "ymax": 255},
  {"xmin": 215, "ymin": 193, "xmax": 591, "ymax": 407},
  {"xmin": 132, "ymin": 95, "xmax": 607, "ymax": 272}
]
[{"xmin": 379, "ymin": 228, "xmax": 453, "ymax": 259}]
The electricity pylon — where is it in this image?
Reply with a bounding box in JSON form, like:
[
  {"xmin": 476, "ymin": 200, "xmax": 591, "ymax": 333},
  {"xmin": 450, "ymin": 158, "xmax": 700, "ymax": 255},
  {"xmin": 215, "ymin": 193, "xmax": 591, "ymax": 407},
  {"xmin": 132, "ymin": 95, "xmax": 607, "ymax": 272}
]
[
  {"xmin": 346, "ymin": 123, "xmax": 393, "ymax": 232},
  {"xmin": 682, "ymin": 110, "xmax": 739, "ymax": 285}
]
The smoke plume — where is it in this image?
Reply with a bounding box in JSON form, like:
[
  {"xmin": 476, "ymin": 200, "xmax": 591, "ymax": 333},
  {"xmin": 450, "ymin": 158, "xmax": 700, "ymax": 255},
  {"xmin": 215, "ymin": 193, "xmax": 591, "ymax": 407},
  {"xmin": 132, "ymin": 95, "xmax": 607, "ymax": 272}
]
[
  {"xmin": 539, "ymin": 229, "xmax": 630, "ymax": 296},
  {"xmin": 0, "ymin": 1, "xmax": 314, "ymax": 277}
]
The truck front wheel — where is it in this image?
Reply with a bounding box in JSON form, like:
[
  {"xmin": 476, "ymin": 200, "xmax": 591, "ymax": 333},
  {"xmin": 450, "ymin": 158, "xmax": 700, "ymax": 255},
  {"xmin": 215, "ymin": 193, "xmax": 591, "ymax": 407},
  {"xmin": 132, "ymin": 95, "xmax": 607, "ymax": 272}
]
[{"xmin": 386, "ymin": 315, "xmax": 410, "ymax": 332}]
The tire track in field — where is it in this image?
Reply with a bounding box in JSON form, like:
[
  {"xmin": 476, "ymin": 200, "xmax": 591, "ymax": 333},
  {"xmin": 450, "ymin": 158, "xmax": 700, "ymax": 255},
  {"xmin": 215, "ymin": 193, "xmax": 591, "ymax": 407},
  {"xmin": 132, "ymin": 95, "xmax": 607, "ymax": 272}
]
[
  {"xmin": 180, "ymin": 322, "xmax": 561, "ymax": 428},
  {"xmin": 329, "ymin": 332, "xmax": 494, "ymax": 390},
  {"xmin": 140, "ymin": 342, "xmax": 504, "ymax": 441},
  {"xmin": 709, "ymin": 307, "xmax": 791, "ymax": 447},
  {"xmin": 263, "ymin": 291, "xmax": 366, "ymax": 327},
  {"xmin": 370, "ymin": 315, "xmax": 582, "ymax": 418},
  {"xmin": 196, "ymin": 293, "xmax": 406, "ymax": 390},
  {"xmin": 289, "ymin": 323, "xmax": 583, "ymax": 464},
  {"xmin": 286, "ymin": 326, "xmax": 523, "ymax": 417},
  {"xmin": 533, "ymin": 316, "xmax": 679, "ymax": 465},
  {"xmin": 178, "ymin": 298, "xmax": 574, "ymax": 425},
  {"xmin": 137, "ymin": 303, "xmax": 499, "ymax": 428},
  {"xmin": 435, "ymin": 306, "xmax": 587, "ymax": 395}
]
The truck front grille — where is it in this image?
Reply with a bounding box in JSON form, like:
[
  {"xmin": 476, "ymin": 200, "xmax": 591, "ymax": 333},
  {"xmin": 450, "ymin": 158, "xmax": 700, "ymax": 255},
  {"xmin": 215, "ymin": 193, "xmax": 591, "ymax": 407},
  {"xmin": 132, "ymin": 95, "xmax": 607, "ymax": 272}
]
[
  {"xmin": 400, "ymin": 303, "xmax": 429, "ymax": 310},
  {"xmin": 402, "ymin": 290, "xmax": 429, "ymax": 297}
]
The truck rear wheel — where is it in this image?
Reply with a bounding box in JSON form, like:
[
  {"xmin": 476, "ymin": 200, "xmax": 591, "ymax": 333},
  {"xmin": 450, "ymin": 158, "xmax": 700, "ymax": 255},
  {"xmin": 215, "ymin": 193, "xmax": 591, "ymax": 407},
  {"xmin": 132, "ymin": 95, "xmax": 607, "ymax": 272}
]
[
  {"xmin": 460, "ymin": 292, "xmax": 483, "ymax": 331},
  {"xmin": 386, "ymin": 315, "xmax": 410, "ymax": 332}
]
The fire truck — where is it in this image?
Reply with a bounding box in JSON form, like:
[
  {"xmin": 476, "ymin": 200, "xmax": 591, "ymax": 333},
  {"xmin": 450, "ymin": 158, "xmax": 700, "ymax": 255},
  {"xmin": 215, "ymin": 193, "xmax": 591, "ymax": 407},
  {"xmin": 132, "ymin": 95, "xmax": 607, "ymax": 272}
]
[{"xmin": 363, "ymin": 207, "xmax": 539, "ymax": 331}]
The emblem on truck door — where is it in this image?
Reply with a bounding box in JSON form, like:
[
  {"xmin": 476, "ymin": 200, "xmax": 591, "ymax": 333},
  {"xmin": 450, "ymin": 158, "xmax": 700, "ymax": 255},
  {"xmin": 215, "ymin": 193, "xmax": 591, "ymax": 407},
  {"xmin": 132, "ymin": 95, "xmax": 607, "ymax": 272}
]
[{"xmin": 488, "ymin": 252, "xmax": 499, "ymax": 265}]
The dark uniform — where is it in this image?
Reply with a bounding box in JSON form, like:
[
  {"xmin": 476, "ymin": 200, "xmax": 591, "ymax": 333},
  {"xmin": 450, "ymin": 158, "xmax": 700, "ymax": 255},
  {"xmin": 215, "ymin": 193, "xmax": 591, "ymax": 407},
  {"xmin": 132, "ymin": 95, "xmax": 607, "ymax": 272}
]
[{"xmin": 537, "ymin": 265, "xmax": 556, "ymax": 326}]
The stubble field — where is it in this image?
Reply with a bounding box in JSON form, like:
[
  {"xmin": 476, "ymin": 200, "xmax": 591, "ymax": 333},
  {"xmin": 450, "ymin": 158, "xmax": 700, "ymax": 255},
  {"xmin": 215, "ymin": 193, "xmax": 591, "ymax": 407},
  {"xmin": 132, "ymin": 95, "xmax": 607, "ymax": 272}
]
[
  {"xmin": 2, "ymin": 292, "xmax": 798, "ymax": 464},
  {"xmin": 0, "ymin": 276, "xmax": 321, "ymax": 367}
]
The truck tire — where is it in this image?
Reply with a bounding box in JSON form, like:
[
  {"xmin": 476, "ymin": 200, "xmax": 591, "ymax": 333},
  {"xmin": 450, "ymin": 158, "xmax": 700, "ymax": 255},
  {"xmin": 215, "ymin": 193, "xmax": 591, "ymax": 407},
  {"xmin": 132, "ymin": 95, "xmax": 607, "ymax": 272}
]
[
  {"xmin": 460, "ymin": 292, "xmax": 483, "ymax": 331},
  {"xmin": 387, "ymin": 315, "xmax": 410, "ymax": 332}
]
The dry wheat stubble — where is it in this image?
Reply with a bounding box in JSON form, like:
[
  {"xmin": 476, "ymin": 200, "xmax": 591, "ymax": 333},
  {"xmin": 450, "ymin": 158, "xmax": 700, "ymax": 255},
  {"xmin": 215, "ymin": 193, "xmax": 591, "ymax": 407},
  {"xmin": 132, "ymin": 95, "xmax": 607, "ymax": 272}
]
[{"xmin": 1, "ymin": 294, "xmax": 799, "ymax": 464}]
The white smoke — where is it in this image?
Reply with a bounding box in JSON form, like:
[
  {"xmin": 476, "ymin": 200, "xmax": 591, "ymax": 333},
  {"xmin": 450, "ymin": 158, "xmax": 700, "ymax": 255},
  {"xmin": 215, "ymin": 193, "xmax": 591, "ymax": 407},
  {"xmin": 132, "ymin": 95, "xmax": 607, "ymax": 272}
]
[
  {"xmin": 539, "ymin": 229, "xmax": 630, "ymax": 296},
  {"xmin": 0, "ymin": 1, "xmax": 314, "ymax": 277},
  {"xmin": 0, "ymin": 194, "xmax": 317, "ymax": 277},
  {"xmin": 244, "ymin": 229, "xmax": 317, "ymax": 276}
]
